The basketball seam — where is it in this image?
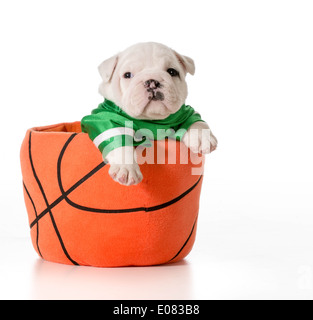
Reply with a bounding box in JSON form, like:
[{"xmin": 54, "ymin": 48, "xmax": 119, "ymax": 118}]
[
  {"xmin": 23, "ymin": 182, "xmax": 43, "ymax": 258},
  {"xmin": 62, "ymin": 175, "xmax": 202, "ymax": 214},
  {"xmin": 29, "ymin": 161, "xmax": 105, "ymax": 229},
  {"xmin": 28, "ymin": 131, "xmax": 79, "ymax": 266},
  {"xmin": 169, "ymin": 215, "xmax": 198, "ymax": 262}
]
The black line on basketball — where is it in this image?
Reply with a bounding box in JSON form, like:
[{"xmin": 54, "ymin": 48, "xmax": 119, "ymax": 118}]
[
  {"xmin": 57, "ymin": 133, "xmax": 203, "ymax": 213},
  {"xmin": 28, "ymin": 131, "xmax": 79, "ymax": 266},
  {"xmin": 169, "ymin": 216, "xmax": 198, "ymax": 262},
  {"xmin": 23, "ymin": 182, "xmax": 43, "ymax": 258},
  {"xmin": 29, "ymin": 161, "xmax": 106, "ymax": 229}
]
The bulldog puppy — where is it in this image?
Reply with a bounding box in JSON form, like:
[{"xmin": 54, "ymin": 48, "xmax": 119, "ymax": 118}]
[{"xmin": 96, "ymin": 42, "xmax": 217, "ymax": 185}]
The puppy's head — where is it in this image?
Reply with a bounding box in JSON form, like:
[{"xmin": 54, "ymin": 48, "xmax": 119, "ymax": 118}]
[{"xmin": 98, "ymin": 42, "xmax": 195, "ymax": 120}]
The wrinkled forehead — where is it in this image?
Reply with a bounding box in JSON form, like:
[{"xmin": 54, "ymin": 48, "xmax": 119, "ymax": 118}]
[{"xmin": 118, "ymin": 44, "xmax": 179, "ymax": 71}]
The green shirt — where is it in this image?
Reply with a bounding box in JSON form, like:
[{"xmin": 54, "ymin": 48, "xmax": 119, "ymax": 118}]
[{"xmin": 81, "ymin": 99, "xmax": 203, "ymax": 157}]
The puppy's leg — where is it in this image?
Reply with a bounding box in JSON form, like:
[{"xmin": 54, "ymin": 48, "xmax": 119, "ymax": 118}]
[
  {"xmin": 105, "ymin": 146, "xmax": 143, "ymax": 186},
  {"xmin": 183, "ymin": 122, "xmax": 218, "ymax": 154}
]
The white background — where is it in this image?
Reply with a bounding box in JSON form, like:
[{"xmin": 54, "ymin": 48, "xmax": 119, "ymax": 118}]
[{"xmin": 0, "ymin": 0, "xmax": 313, "ymax": 300}]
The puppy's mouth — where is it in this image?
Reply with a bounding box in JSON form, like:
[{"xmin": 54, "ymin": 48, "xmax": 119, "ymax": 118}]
[{"xmin": 147, "ymin": 90, "xmax": 165, "ymax": 102}]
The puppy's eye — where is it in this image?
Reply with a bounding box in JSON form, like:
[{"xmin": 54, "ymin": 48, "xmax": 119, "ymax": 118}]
[
  {"xmin": 167, "ymin": 68, "xmax": 179, "ymax": 77},
  {"xmin": 123, "ymin": 72, "xmax": 134, "ymax": 79}
]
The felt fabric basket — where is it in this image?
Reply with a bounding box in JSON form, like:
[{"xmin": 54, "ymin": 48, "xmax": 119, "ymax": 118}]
[{"xmin": 20, "ymin": 122, "xmax": 204, "ymax": 267}]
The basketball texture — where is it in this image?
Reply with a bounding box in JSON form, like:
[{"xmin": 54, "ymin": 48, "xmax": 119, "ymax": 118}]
[{"xmin": 20, "ymin": 122, "xmax": 204, "ymax": 267}]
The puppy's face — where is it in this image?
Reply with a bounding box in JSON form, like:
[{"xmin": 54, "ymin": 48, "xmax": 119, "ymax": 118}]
[{"xmin": 98, "ymin": 43, "xmax": 195, "ymax": 120}]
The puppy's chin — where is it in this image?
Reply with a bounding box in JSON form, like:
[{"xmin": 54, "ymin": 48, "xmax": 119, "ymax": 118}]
[{"xmin": 137, "ymin": 101, "xmax": 173, "ymax": 120}]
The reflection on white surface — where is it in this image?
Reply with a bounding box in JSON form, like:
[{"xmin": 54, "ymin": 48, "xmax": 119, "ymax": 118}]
[{"xmin": 31, "ymin": 259, "xmax": 194, "ymax": 300}]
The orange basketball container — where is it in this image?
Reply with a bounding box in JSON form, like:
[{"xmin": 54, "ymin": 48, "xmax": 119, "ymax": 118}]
[{"xmin": 20, "ymin": 122, "xmax": 204, "ymax": 267}]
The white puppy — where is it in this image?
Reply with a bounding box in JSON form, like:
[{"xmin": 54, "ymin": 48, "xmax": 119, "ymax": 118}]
[{"xmin": 88, "ymin": 42, "xmax": 217, "ymax": 185}]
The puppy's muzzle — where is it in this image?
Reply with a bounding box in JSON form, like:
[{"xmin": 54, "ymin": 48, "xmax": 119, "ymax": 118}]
[{"xmin": 144, "ymin": 79, "xmax": 165, "ymax": 101}]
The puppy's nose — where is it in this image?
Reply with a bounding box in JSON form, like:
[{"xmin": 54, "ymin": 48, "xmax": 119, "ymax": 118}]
[{"xmin": 144, "ymin": 79, "xmax": 161, "ymax": 90}]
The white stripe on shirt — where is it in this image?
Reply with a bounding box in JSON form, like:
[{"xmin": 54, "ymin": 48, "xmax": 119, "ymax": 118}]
[{"xmin": 93, "ymin": 127, "xmax": 135, "ymax": 148}]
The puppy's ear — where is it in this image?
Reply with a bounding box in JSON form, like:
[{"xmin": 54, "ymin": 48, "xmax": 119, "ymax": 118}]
[
  {"xmin": 98, "ymin": 55, "xmax": 119, "ymax": 82},
  {"xmin": 173, "ymin": 51, "xmax": 196, "ymax": 76}
]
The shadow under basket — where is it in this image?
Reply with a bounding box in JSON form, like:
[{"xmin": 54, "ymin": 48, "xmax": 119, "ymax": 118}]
[{"xmin": 20, "ymin": 122, "xmax": 204, "ymax": 267}]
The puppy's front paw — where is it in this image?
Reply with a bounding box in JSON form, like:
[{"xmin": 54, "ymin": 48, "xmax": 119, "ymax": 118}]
[
  {"xmin": 183, "ymin": 127, "xmax": 218, "ymax": 154},
  {"xmin": 108, "ymin": 164, "xmax": 143, "ymax": 186}
]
